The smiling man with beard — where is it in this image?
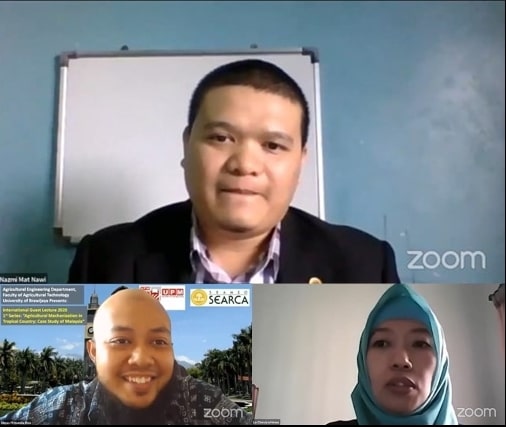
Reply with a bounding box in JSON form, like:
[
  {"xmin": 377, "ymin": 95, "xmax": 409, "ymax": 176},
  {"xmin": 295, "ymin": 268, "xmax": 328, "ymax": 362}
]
[{"xmin": 0, "ymin": 289, "xmax": 252, "ymax": 425}]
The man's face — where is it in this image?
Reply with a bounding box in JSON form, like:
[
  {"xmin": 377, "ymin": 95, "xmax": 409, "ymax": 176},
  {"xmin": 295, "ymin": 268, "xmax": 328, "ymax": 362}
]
[
  {"xmin": 87, "ymin": 298, "xmax": 175, "ymax": 409},
  {"xmin": 182, "ymin": 85, "xmax": 307, "ymax": 235}
]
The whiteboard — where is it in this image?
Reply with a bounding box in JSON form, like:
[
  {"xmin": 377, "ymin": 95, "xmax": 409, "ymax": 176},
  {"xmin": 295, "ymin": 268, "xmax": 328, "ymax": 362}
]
[{"xmin": 54, "ymin": 48, "xmax": 325, "ymax": 243}]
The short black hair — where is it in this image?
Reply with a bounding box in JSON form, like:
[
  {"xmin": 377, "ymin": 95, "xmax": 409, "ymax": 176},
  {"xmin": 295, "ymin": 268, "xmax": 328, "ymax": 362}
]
[
  {"xmin": 111, "ymin": 286, "xmax": 128, "ymax": 295},
  {"xmin": 187, "ymin": 59, "xmax": 310, "ymax": 147}
]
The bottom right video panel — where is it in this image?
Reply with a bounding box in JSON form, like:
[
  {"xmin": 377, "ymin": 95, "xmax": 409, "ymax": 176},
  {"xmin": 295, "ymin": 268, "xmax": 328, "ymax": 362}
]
[{"xmin": 252, "ymin": 283, "xmax": 505, "ymax": 425}]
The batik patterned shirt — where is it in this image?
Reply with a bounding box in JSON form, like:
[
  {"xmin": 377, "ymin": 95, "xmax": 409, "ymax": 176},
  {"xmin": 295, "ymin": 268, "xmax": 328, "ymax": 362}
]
[{"xmin": 0, "ymin": 365, "xmax": 252, "ymax": 425}]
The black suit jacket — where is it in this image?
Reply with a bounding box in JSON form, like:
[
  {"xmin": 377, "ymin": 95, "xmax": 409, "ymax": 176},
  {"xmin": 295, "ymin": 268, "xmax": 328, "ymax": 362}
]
[{"xmin": 67, "ymin": 200, "xmax": 400, "ymax": 284}]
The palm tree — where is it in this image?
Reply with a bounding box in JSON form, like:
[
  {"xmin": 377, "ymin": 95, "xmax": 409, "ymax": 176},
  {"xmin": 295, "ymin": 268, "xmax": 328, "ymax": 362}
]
[
  {"xmin": 221, "ymin": 348, "xmax": 238, "ymax": 394},
  {"xmin": 39, "ymin": 346, "xmax": 57, "ymax": 389},
  {"xmin": 186, "ymin": 324, "xmax": 252, "ymax": 396},
  {"xmin": 232, "ymin": 325, "xmax": 252, "ymax": 395},
  {"xmin": 201, "ymin": 349, "xmax": 224, "ymax": 388},
  {"xmin": 0, "ymin": 339, "xmax": 16, "ymax": 391},
  {"xmin": 15, "ymin": 347, "xmax": 37, "ymax": 393},
  {"xmin": 66, "ymin": 358, "xmax": 85, "ymax": 384}
]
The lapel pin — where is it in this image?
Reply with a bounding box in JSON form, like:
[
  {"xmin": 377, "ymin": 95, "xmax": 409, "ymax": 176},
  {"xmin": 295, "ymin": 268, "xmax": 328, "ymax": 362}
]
[{"xmin": 308, "ymin": 277, "xmax": 322, "ymax": 284}]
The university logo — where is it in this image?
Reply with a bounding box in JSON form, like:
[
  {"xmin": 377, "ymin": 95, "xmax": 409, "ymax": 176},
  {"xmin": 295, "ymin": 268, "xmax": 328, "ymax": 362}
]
[
  {"xmin": 139, "ymin": 285, "xmax": 186, "ymax": 311},
  {"xmin": 140, "ymin": 285, "xmax": 160, "ymax": 300},
  {"xmin": 162, "ymin": 287, "xmax": 184, "ymax": 297},
  {"xmin": 190, "ymin": 289, "xmax": 208, "ymax": 306},
  {"xmin": 190, "ymin": 289, "xmax": 250, "ymax": 307}
]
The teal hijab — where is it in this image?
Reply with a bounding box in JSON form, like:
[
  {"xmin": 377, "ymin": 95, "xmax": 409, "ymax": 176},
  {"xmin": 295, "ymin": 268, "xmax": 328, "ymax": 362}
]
[{"xmin": 350, "ymin": 284, "xmax": 458, "ymax": 425}]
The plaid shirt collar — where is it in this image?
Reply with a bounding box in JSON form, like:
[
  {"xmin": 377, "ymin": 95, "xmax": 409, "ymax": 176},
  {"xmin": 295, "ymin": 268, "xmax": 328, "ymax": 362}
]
[{"xmin": 189, "ymin": 211, "xmax": 280, "ymax": 284}]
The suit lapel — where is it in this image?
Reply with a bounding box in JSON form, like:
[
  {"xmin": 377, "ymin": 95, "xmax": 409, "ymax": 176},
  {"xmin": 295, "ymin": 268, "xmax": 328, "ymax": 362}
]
[
  {"xmin": 135, "ymin": 200, "xmax": 194, "ymax": 284},
  {"xmin": 277, "ymin": 209, "xmax": 344, "ymax": 284}
]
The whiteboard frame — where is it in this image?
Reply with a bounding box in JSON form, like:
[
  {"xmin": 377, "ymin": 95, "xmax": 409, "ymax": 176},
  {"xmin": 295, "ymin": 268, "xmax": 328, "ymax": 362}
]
[{"xmin": 53, "ymin": 48, "xmax": 326, "ymax": 239}]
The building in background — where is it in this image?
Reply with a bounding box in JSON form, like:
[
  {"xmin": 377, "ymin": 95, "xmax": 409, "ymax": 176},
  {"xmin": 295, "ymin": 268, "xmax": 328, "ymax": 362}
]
[{"xmin": 83, "ymin": 291, "xmax": 99, "ymax": 380}]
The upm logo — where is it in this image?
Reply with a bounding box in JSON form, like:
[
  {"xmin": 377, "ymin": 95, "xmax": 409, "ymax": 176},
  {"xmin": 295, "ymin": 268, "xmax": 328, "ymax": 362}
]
[
  {"xmin": 190, "ymin": 289, "xmax": 250, "ymax": 307},
  {"xmin": 162, "ymin": 287, "xmax": 184, "ymax": 297},
  {"xmin": 139, "ymin": 285, "xmax": 186, "ymax": 311}
]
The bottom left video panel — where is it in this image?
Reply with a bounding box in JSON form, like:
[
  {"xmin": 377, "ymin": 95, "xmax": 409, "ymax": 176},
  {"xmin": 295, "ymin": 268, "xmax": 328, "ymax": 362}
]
[{"xmin": 0, "ymin": 283, "xmax": 253, "ymax": 425}]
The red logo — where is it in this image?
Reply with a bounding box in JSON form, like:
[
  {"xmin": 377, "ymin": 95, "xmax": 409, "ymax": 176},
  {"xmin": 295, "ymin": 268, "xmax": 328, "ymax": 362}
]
[
  {"xmin": 162, "ymin": 287, "xmax": 184, "ymax": 297},
  {"xmin": 150, "ymin": 288, "xmax": 160, "ymax": 300},
  {"xmin": 140, "ymin": 286, "xmax": 160, "ymax": 300}
]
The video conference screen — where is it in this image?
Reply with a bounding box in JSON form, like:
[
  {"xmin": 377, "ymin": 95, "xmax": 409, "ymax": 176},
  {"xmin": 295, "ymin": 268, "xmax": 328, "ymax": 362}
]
[
  {"xmin": 0, "ymin": 281, "xmax": 504, "ymax": 425},
  {"xmin": 0, "ymin": 282, "xmax": 254, "ymax": 424}
]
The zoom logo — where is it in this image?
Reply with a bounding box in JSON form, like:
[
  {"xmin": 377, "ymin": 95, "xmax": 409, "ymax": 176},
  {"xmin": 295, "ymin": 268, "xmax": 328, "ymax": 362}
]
[{"xmin": 407, "ymin": 250, "xmax": 486, "ymax": 270}]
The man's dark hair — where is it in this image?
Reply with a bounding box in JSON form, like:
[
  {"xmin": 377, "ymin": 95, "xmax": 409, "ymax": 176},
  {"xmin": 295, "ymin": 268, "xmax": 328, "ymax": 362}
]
[
  {"xmin": 187, "ymin": 59, "xmax": 310, "ymax": 147},
  {"xmin": 111, "ymin": 286, "xmax": 128, "ymax": 295}
]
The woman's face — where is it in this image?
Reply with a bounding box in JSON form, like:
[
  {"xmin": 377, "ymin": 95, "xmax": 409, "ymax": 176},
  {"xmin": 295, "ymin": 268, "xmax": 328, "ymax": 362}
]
[{"xmin": 366, "ymin": 319, "xmax": 437, "ymax": 415}]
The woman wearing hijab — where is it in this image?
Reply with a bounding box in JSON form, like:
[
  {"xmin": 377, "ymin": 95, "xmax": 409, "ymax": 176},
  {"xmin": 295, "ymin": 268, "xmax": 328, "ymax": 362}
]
[{"xmin": 327, "ymin": 283, "xmax": 458, "ymax": 425}]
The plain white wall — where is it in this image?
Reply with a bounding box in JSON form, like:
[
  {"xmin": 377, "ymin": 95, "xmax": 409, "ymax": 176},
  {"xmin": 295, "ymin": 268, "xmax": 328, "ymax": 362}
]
[
  {"xmin": 57, "ymin": 52, "xmax": 323, "ymax": 242},
  {"xmin": 252, "ymin": 284, "xmax": 505, "ymax": 425}
]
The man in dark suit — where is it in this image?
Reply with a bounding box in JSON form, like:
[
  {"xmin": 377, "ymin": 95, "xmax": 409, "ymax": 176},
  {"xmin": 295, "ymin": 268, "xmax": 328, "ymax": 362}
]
[{"xmin": 68, "ymin": 59, "xmax": 400, "ymax": 285}]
